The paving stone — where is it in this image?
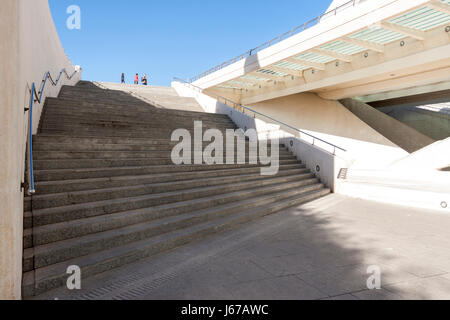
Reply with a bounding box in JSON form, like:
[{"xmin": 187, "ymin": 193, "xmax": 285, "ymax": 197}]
[
  {"xmin": 351, "ymin": 289, "xmax": 404, "ymax": 300},
  {"xmin": 226, "ymin": 276, "xmax": 328, "ymax": 300},
  {"xmin": 384, "ymin": 276, "xmax": 450, "ymax": 300}
]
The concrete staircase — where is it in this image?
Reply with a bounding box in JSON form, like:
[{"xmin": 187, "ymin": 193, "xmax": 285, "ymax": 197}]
[{"xmin": 22, "ymin": 81, "xmax": 330, "ymax": 298}]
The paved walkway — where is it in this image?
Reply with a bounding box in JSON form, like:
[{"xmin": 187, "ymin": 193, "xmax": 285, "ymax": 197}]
[{"xmin": 35, "ymin": 194, "xmax": 450, "ymax": 300}]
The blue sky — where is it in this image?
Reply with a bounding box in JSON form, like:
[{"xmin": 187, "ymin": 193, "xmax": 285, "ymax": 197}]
[{"xmin": 49, "ymin": 0, "xmax": 332, "ymax": 86}]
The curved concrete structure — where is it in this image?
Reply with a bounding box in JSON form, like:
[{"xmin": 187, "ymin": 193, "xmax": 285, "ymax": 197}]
[{"xmin": 0, "ymin": 0, "xmax": 81, "ymax": 299}]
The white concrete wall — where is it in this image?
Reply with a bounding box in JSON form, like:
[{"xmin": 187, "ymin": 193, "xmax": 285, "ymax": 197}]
[
  {"xmin": 247, "ymin": 93, "xmax": 408, "ymax": 169},
  {"xmin": 174, "ymin": 81, "xmax": 418, "ymax": 191},
  {"xmin": 0, "ymin": 0, "xmax": 81, "ymax": 299},
  {"xmin": 173, "ymin": 81, "xmax": 351, "ymax": 192},
  {"xmin": 280, "ymin": 137, "xmax": 349, "ymax": 192}
]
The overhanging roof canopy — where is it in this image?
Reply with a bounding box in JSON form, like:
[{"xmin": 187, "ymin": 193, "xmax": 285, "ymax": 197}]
[{"xmin": 190, "ymin": 0, "xmax": 450, "ymax": 104}]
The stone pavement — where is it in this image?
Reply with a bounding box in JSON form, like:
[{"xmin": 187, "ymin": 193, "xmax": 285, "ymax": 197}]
[{"xmin": 33, "ymin": 194, "xmax": 450, "ymax": 300}]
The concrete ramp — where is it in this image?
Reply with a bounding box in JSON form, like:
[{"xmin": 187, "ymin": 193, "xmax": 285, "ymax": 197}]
[
  {"xmin": 338, "ymin": 172, "xmax": 450, "ymax": 212},
  {"xmin": 95, "ymin": 82, "xmax": 204, "ymax": 113},
  {"xmin": 338, "ymin": 137, "xmax": 450, "ymax": 211},
  {"xmin": 389, "ymin": 137, "xmax": 450, "ymax": 171}
]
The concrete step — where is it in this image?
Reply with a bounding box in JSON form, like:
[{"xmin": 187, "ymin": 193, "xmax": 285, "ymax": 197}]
[
  {"xmin": 24, "ymin": 164, "xmax": 305, "ymax": 226},
  {"xmin": 33, "ymin": 162, "xmax": 297, "ymax": 182},
  {"xmin": 41, "ymin": 112, "xmax": 233, "ymax": 129},
  {"xmin": 24, "ymin": 212, "xmax": 32, "ymax": 229},
  {"xmin": 33, "ymin": 150, "xmax": 293, "ymax": 160},
  {"xmin": 40, "ymin": 117, "xmax": 235, "ymax": 131},
  {"xmin": 33, "ymin": 141, "xmax": 288, "ymax": 152},
  {"xmin": 38, "ymin": 125, "xmax": 232, "ymax": 133},
  {"xmin": 58, "ymin": 88, "xmax": 146, "ymax": 98},
  {"xmin": 41, "ymin": 109, "xmax": 235, "ymax": 126},
  {"xmin": 40, "ymin": 107, "xmax": 234, "ymax": 123},
  {"xmin": 29, "ymin": 172, "xmax": 311, "ymax": 210},
  {"xmin": 34, "ymin": 165, "xmax": 306, "ymax": 194},
  {"xmin": 38, "ymin": 128, "xmax": 237, "ymax": 139},
  {"xmin": 93, "ymin": 82, "xmax": 180, "ymax": 97},
  {"xmin": 57, "ymin": 91, "xmax": 156, "ymax": 104},
  {"xmin": 25, "ymin": 170, "xmax": 309, "ymax": 230},
  {"xmin": 34, "ymin": 157, "xmax": 299, "ymax": 170},
  {"xmin": 22, "ymin": 187, "xmax": 330, "ymax": 298},
  {"xmin": 45, "ymin": 97, "xmax": 231, "ymax": 120},
  {"xmin": 33, "ymin": 135, "xmax": 283, "ymax": 147},
  {"xmin": 25, "ymin": 182, "xmax": 322, "ymax": 253},
  {"xmin": 30, "ymin": 175, "xmax": 316, "ymax": 228},
  {"xmin": 38, "ymin": 128, "xmax": 237, "ymax": 138},
  {"xmin": 40, "ymin": 117, "xmax": 235, "ymax": 127}
]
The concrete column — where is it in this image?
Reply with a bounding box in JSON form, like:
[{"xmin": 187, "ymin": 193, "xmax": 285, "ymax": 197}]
[{"xmin": 0, "ymin": 0, "xmax": 24, "ymax": 300}]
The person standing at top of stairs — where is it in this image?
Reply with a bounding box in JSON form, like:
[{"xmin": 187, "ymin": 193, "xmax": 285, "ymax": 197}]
[
  {"xmin": 121, "ymin": 73, "xmax": 125, "ymax": 84},
  {"xmin": 134, "ymin": 73, "xmax": 139, "ymax": 85},
  {"xmin": 142, "ymin": 74, "xmax": 148, "ymax": 86}
]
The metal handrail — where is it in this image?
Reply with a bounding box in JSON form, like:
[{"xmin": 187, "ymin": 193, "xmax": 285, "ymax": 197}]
[
  {"xmin": 26, "ymin": 68, "xmax": 80, "ymax": 195},
  {"xmin": 186, "ymin": 0, "xmax": 361, "ymax": 83},
  {"xmin": 173, "ymin": 77, "xmax": 347, "ymax": 155}
]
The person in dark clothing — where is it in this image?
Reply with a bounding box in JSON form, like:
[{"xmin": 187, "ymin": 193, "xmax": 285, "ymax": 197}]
[
  {"xmin": 141, "ymin": 74, "xmax": 148, "ymax": 86},
  {"xmin": 134, "ymin": 73, "xmax": 139, "ymax": 85},
  {"xmin": 121, "ymin": 73, "xmax": 125, "ymax": 84}
]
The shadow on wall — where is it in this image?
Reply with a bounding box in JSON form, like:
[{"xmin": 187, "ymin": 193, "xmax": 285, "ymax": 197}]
[
  {"xmin": 378, "ymin": 105, "xmax": 450, "ymax": 142},
  {"xmin": 83, "ymin": 81, "xmax": 168, "ymax": 109}
]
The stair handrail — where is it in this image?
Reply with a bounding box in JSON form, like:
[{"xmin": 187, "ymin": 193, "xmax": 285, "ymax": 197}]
[
  {"xmin": 26, "ymin": 67, "xmax": 81, "ymax": 195},
  {"xmin": 173, "ymin": 77, "xmax": 347, "ymax": 155},
  {"xmin": 186, "ymin": 0, "xmax": 362, "ymax": 83}
]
